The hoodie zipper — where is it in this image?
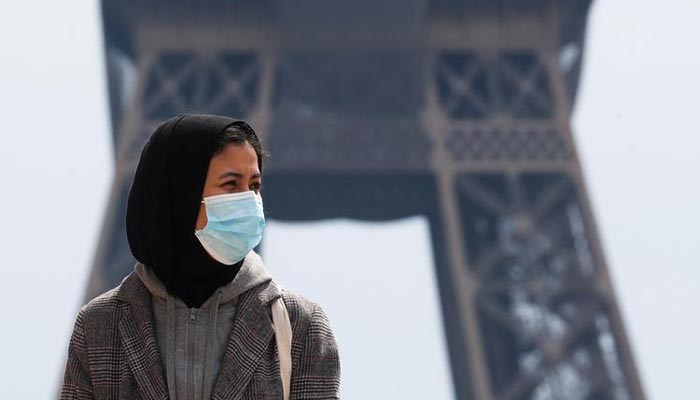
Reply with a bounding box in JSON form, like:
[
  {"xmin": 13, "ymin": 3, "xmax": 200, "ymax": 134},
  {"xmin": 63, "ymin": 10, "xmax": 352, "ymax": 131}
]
[{"xmin": 187, "ymin": 307, "xmax": 198, "ymax": 400}]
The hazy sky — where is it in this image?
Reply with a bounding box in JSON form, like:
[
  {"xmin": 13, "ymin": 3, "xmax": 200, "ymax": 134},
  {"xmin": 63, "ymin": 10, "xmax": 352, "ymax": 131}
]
[{"xmin": 0, "ymin": 1, "xmax": 697, "ymax": 398}]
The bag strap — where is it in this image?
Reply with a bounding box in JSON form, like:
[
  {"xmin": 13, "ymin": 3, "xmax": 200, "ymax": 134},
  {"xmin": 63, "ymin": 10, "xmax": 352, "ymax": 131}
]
[{"xmin": 271, "ymin": 286, "xmax": 292, "ymax": 400}]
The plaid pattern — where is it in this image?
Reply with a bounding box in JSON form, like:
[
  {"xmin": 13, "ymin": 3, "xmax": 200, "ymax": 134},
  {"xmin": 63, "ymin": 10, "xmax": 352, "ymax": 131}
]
[{"xmin": 60, "ymin": 272, "xmax": 341, "ymax": 399}]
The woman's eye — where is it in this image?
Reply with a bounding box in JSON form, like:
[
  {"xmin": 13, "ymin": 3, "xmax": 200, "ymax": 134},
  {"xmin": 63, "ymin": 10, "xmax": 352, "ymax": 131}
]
[
  {"xmin": 224, "ymin": 181, "xmax": 236, "ymax": 187},
  {"xmin": 251, "ymin": 182, "xmax": 262, "ymax": 191}
]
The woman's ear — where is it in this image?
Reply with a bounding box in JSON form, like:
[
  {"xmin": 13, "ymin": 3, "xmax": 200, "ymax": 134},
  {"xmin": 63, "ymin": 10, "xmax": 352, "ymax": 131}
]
[{"xmin": 195, "ymin": 201, "xmax": 207, "ymax": 230}]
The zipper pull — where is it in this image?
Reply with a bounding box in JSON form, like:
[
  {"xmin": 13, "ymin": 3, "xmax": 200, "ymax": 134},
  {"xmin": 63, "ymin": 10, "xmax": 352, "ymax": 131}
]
[{"xmin": 189, "ymin": 308, "xmax": 197, "ymax": 323}]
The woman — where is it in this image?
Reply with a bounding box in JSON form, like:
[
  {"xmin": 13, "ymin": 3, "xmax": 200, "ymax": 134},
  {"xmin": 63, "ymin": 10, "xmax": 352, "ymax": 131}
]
[{"xmin": 60, "ymin": 114, "xmax": 341, "ymax": 400}]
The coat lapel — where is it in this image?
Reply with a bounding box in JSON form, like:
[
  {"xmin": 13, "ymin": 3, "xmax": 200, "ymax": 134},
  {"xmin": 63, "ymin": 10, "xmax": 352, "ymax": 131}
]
[
  {"xmin": 117, "ymin": 273, "xmax": 170, "ymax": 400},
  {"xmin": 211, "ymin": 280, "xmax": 281, "ymax": 400}
]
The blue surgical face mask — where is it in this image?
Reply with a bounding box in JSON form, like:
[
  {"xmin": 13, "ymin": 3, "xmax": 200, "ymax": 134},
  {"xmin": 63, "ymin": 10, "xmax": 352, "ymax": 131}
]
[{"xmin": 194, "ymin": 190, "xmax": 266, "ymax": 265}]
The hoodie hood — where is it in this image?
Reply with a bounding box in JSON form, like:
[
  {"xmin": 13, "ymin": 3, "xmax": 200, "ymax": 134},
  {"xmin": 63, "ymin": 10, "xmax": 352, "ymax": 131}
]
[{"xmin": 135, "ymin": 249, "xmax": 272, "ymax": 307}]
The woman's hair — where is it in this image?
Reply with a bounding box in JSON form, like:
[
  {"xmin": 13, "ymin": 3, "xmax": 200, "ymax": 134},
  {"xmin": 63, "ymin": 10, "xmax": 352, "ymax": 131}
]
[{"xmin": 215, "ymin": 121, "xmax": 270, "ymax": 173}]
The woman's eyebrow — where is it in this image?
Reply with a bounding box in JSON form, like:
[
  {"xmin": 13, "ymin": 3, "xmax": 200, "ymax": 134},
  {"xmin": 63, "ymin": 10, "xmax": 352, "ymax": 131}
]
[
  {"xmin": 219, "ymin": 172, "xmax": 242, "ymax": 179},
  {"xmin": 218, "ymin": 172, "xmax": 261, "ymax": 179}
]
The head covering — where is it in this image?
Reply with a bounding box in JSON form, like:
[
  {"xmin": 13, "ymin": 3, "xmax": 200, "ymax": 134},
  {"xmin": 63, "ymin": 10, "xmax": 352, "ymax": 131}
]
[{"xmin": 126, "ymin": 114, "xmax": 254, "ymax": 308}]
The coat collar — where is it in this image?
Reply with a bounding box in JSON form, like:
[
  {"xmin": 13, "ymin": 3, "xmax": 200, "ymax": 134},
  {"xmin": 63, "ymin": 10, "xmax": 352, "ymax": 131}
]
[
  {"xmin": 210, "ymin": 277, "xmax": 281, "ymax": 400},
  {"xmin": 117, "ymin": 273, "xmax": 169, "ymax": 400},
  {"xmin": 115, "ymin": 270, "xmax": 282, "ymax": 400}
]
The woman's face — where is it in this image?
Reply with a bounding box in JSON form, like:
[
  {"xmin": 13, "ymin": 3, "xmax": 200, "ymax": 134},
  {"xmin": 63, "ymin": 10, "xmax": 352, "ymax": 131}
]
[{"xmin": 195, "ymin": 141, "xmax": 262, "ymax": 230}]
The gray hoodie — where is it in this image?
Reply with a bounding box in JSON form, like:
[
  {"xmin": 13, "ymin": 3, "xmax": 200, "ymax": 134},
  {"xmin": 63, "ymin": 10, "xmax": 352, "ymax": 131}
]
[{"xmin": 134, "ymin": 249, "xmax": 273, "ymax": 400}]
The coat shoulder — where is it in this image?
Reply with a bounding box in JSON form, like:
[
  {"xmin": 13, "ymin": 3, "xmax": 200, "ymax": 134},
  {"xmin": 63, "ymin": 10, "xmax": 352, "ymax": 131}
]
[
  {"xmin": 77, "ymin": 272, "xmax": 136, "ymax": 325},
  {"xmin": 277, "ymin": 288, "xmax": 337, "ymax": 342},
  {"xmin": 277, "ymin": 289, "xmax": 333, "ymax": 329},
  {"xmin": 279, "ymin": 290, "xmax": 317, "ymax": 320}
]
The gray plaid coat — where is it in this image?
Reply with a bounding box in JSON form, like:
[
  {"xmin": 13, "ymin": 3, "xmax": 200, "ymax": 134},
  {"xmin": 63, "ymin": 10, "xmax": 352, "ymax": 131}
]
[{"xmin": 60, "ymin": 272, "xmax": 341, "ymax": 399}]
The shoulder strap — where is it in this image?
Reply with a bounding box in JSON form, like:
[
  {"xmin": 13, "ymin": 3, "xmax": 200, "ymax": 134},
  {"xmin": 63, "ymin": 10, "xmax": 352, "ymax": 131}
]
[{"xmin": 271, "ymin": 286, "xmax": 292, "ymax": 400}]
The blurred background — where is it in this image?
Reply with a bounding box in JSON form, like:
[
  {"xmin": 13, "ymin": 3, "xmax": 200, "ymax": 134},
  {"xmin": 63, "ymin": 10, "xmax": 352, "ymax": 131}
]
[{"xmin": 0, "ymin": 0, "xmax": 698, "ymax": 399}]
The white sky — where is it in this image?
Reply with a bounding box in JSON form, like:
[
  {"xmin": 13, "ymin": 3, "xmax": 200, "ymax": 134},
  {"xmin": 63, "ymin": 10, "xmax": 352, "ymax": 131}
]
[{"xmin": 0, "ymin": 0, "xmax": 698, "ymax": 398}]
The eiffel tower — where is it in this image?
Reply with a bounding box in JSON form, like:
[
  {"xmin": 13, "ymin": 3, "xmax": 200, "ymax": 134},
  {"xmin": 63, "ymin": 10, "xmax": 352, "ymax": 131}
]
[{"xmin": 89, "ymin": 0, "xmax": 645, "ymax": 398}]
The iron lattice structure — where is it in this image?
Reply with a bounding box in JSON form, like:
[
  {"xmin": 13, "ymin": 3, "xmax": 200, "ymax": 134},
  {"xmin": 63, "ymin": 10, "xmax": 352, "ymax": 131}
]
[{"xmin": 89, "ymin": 0, "xmax": 646, "ymax": 398}]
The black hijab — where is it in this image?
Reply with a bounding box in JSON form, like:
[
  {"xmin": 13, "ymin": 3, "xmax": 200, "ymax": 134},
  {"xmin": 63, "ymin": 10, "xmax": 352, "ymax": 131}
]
[{"xmin": 126, "ymin": 114, "xmax": 246, "ymax": 308}]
